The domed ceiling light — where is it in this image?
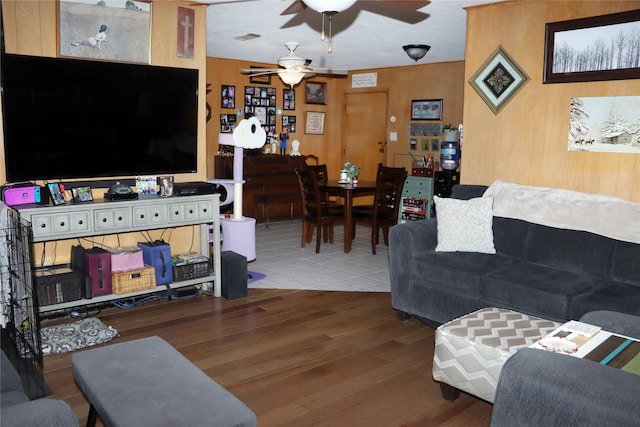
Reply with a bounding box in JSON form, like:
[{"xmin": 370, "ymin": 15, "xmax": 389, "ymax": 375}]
[
  {"xmin": 303, "ymin": 0, "xmax": 357, "ymax": 53},
  {"xmin": 403, "ymin": 44, "xmax": 431, "ymax": 62}
]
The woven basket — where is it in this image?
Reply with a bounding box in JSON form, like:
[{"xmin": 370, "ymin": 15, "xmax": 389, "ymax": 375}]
[{"xmin": 112, "ymin": 265, "xmax": 157, "ymax": 294}]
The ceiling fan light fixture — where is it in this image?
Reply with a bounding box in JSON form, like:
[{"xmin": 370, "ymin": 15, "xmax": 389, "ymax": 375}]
[
  {"xmin": 278, "ymin": 70, "xmax": 305, "ymax": 88},
  {"xmin": 303, "ymin": 0, "xmax": 356, "ymax": 14},
  {"xmin": 403, "ymin": 44, "xmax": 431, "ymax": 62}
]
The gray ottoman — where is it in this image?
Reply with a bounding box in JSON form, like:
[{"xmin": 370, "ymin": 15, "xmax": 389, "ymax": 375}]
[
  {"xmin": 432, "ymin": 307, "xmax": 560, "ymax": 403},
  {"xmin": 72, "ymin": 336, "xmax": 256, "ymax": 427}
]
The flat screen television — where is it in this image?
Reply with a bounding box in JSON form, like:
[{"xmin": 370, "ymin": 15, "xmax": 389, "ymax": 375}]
[{"xmin": 1, "ymin": 53, "xmax": 199, "ymax": 183}]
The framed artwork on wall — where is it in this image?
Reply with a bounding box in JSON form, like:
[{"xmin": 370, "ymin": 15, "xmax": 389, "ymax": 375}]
[
  {"xmin": 283, "ymin": 89, "xmax": 296, "ymax": 110},
  {"xmin": 544, "ymin": 10, "xmax": 640, "ymax": 84},
  {"xmin": 220, "ymin": 114, "xmax": 236, "ymax": 133},
  {"xmin": 59, "ymin": 0, "xmax": 151, "ymax": 64},
  {"xmin": 305, "ymin": 82, "xmax": 326, "ymax": 104},
  {"xmin": 305, "ymin": 112, "xmax": 325, "ymax": 135},
  {"xmin": 177, "ymin": 6, "xmax": 194, "ymax": 58},
  {"xmin": 221, "ymin": 85, "xmax": 235, "ymax": 109},
  {"xmin": 244, "ymin": 86, "xmax": 277, "ymax": 134},
  {"xmin": 282, "ymin": 115, "xmax": 296, "ymax": 133},
  {"xmin": 411, "ymin": 99, "xmax": 443, "ymax": 120},
  {"xmin": 249, "ymin": 66, "xmax": 272, "ymax": 85},
  {"xmin": 468, "ymin": 45, "xmax": 529, "ymax": 114}
]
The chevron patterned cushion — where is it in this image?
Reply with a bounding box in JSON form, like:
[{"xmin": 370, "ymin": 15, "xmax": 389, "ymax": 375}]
[{"xmin": 432, "ymin": 307, "xmax": 560, "ymax": 402}]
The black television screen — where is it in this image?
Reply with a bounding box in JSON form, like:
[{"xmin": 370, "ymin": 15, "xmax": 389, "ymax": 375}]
[{"xmin": 1, "ymin": 54, "xmax": 199, "ymax": 183}]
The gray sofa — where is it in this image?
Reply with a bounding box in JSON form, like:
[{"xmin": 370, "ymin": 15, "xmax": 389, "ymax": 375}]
[
  {"xmin": 491, "ymin": 310, "xmax": 640, "ymax": 427},
  {"xmin": 1, "ymin": 349, "xmax": 78, "ymax": 427},
  {"xmin": 389, "ymin": 184, "xmax": 640, "ymax": 326}
]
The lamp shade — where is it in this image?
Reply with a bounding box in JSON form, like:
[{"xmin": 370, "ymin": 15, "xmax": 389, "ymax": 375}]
[
  {"xmin": 403, "ymin": 44, "xmax": 431, "ymax": 62},
  {"xmin": 303, "ymin": 0, "xmax": 356, "ymax": 13},
  {"xmin": 278, "ymin": 70, "xmax": 305, "ymax": 87}
]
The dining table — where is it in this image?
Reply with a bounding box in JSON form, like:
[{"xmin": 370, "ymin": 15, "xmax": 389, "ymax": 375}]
[{"xmin": 319, "ymin": 180, "xmax": 377, "ymax": 253}]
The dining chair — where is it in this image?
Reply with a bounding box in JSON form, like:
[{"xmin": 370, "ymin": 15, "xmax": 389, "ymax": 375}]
[
  {"xmin": 294, "ymin": 168, "xmax": 345, "ymax": 253},
  {"xmin": 304, "ymin": 154, "xmax": 320, "ymax": 166},
  {"xmin": 352, "ymin": 164, "xmax": 407, "ymax": 254}
]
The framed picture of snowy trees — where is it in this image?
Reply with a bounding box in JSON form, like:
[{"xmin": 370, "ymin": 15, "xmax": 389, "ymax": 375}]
[{"xmin": 543, "ymin": 10, "xmax": 640, "ymax": 84}]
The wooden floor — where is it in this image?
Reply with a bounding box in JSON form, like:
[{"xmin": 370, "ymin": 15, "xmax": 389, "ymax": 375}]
[{"xmin": 42, "ymin": 289, "xmax": 493, "ymax": 426}]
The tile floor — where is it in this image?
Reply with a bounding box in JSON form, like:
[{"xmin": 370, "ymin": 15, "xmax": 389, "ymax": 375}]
[{"xmin": 246, "ymin": 219, "xmax": 391, "ymax": 292}]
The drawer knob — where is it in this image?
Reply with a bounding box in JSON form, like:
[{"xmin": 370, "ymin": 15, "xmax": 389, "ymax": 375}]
[
  {"xmin": 139, "ymin": 214, "xmax": 145, "ymax": 219},
  {"xmin": 117, "ymin": 216, "xmax": 122, "ymax": 221},
  {"xmin": 59, "ymin": 221, "xmax": 65, "ymax": 227},
  {"xmin": 40, "ymin": 223, "xmax": 46, "ymax": 229},
  {"xmin": 188, "ymin": 209, "xmax": 194, "ymax": 214},
  {"xmin": 102, "ymin": 218, "xmax": 107, "ymax": 223},
  {"xmin": 78, "ymin": 220, "xmax": 83, "ymax": 225},
  {"xmin": 154, "ymin": 213, "xmax": 159, "ymax": 217},
  {"xmin": 174, "ymin": 210, "xmax": 179, "ymax": 216}
]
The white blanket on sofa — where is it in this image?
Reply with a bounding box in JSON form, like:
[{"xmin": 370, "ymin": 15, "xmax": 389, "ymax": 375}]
[{"xmin": 483, "ymin": 180, "xmax": 640, "ymax": 244}]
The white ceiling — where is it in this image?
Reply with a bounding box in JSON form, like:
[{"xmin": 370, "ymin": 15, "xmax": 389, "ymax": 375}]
[{"xmin": 198, "ymin": 0, "xmax": 501, "ymax": 72}]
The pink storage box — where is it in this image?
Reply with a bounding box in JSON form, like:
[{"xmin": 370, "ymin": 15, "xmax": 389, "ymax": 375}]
[{"xmin": 110, "ymin": 247, "xmax": 144, "ymax": 272}]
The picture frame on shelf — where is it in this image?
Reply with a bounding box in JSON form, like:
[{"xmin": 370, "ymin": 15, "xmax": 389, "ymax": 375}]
[
  {"xmin": 305, "ymin": 82, "xmax": 326, "ymax": 105},
  {"xmin": 72, "ymin": 186, "xmax": 93, "ymax": 202},
  {"xmin": 468, "ymin": 45, "xmax": 529, "ymax": 114},
  {"xmin": 305, "ymin": 111, "xmax": 325, "ymax": 135},
  {"xmin": 221, "ymin": 85, "xmax": 235, "ymax": 109},
  {"xmin": 249, "ymin": 66, "xmax": 272, "ymax": 84},
  {"xmin": 135, "ymin": 176, "xmax": 157, "ymax": 195},
  {"xmin": 411, "ymin": 99, "xmax": 443, "ymax": 121},
  {"xmin": 544, "ymin": 10, "xmax": 640, "ymax": 84},
  {"xmin": 158, "ymin": 176, "xmax": 174, "ymax": 198}
]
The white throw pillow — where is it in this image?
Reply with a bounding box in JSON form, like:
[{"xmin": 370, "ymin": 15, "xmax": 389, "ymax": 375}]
[{"xmin": 434, "ymin": 196, "xmax": 496, "ymax": 254}]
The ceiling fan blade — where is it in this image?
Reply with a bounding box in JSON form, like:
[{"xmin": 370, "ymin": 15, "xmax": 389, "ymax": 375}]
[
  {"xmin": 281, "ymin": 0, "xmax": 306, "ymax": 15},
  {"xmin": 240, "ymin": 68, "xmax": 281, "ymax": 76},
  {"xmin": 380, "ymin": 0, "xmax": 430, "ymax": 10},
  {"xmin": 312, "ymin": 68, "xmax": 349, "ymax": 76}
]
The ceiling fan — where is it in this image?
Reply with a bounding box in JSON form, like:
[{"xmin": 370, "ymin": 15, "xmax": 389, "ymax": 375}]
[
  {"xmin": 281, "ymin": 1, "xmax": 430, "ymax": 52},
  {"xmin": 241, "ymin": 42, "xmax": 347, "ymax": 87}
]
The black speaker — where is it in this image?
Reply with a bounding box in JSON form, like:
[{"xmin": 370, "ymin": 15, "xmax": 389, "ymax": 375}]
[{"xmin": 221, "ymin": 251, "xmax": 248, "ymax": 299}]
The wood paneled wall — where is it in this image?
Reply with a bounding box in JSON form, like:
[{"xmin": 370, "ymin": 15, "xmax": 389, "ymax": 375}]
[
  {"xmin": 206, "ymin": 57, "xmax": 465, "ymax": 179},
  {"xmin": 463, "ymin": 0, "xmax": 640, "ymax": 202}
]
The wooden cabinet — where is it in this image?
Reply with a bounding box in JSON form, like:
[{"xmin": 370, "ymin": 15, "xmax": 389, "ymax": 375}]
[{"xmin": 215, "ymin": 154, "xmax": 309, "ymax": 223}]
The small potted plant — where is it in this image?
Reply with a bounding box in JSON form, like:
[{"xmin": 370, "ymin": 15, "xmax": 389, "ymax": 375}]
[
  {"xmin": 343, "ymin": 161, "xmax": 360, "ymax": 183},
  {"xmin": 442, "ymin": 124, "xmax": 460, "ymax": 142}
]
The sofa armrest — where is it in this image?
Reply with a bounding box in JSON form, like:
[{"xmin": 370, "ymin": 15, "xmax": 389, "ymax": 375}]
[
  {"xmin": 389, "ymin": 219, "xmax": 438, "ymax": 316},
  {"xmin": 579, "ymin": 310, "xmax": 640, "ymax": 339},
  {"xmin": 1, "ymin": 398, "xmax": 79, "ymax": 427},
  {"xmin": 491, "ymin": 348, "xmax": 640, "ymax": 427}
]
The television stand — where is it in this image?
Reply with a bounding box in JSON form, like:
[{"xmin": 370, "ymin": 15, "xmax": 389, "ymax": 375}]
[{"xmin": 13, "ymin": 194, "xmax": 221, "ymax": 314}]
